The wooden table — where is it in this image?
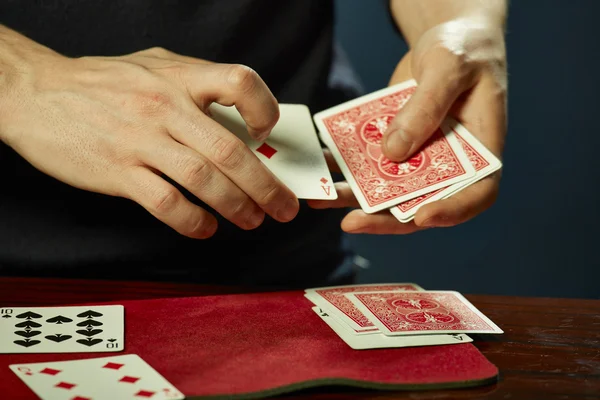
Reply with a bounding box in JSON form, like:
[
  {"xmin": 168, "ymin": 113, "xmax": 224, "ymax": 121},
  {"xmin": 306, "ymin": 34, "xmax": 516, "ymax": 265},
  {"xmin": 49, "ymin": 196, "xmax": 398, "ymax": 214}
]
[{"xmin": 1, "ymin": 277, "xmax": 599, "ymax": 399}]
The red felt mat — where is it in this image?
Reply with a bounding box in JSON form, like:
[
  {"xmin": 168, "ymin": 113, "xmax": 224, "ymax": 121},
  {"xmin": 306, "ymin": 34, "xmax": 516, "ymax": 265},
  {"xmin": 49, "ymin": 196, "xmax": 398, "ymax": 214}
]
[{"xmin": 0, "ymin": 291, "xmax": 498, "ymax": 399}]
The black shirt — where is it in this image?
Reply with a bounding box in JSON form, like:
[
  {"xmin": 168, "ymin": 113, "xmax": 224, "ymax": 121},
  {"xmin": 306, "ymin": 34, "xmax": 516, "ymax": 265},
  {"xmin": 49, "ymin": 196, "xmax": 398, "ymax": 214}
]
[{"xmin": 0, "ymin": 0, "xmax": 361, "ymax": 287}]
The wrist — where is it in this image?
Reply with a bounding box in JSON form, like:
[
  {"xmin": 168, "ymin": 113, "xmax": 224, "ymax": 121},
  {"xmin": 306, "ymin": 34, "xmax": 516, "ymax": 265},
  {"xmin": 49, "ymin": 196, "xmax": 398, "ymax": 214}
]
[{"xmin": 421, "ymin": 16, "xmax": 506, "ymax": 61}]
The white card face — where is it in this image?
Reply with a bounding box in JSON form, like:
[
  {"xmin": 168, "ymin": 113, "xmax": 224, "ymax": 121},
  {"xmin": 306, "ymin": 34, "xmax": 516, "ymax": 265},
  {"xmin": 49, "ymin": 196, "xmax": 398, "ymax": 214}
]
[
  {"xmin": 390, "ymin": 117, "xmax": 503, "ymax": 221},
  {"xmin": 10, "ymin": 354, "xmax": 184, "ymax": 400},
  {"xmin": 209, "ymin": 103, "xmax": 337, "ymax": 200},
  {"xmin": 0, "ymin": 306, "xmax": 124, "ymax": 354},
  {"xmin": 311, "ymin": 307, "xmax": 472, "ymax": 350},
  {"xmin": 304, "ymin": 283, "xmax": 425, "ymax": 333},
  {"xmin": 312, "ymin": 80, "xmax": 475, "ymax": 213}
]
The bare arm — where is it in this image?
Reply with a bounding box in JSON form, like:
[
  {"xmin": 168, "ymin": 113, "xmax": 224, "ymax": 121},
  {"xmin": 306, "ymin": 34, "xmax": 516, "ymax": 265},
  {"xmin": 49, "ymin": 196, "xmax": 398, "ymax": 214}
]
[
  {"xmin": 0, "ymin": 25, "xmax": 55, "ymax": 145},
  {"xmin": 390, "ymin": 0, "xmax": 507, "ymax": 47}
]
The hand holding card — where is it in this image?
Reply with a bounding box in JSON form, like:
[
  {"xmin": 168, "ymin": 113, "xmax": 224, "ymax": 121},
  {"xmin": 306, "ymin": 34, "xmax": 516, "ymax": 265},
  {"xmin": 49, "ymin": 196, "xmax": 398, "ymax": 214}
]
[
  {"xmin": 210, "ymin": 103, "xmax": 337, "ymax": 200},
  {"xmin": 313, "ymin": 80, "xmax": 476, "ymax": 213},
  {"xmin": 390, "ymin": 118, "xmax": 503, "ymax": 222},
  {"xmin": 312, "ymin": 78, "xmax": 503, "ymax": 233}
]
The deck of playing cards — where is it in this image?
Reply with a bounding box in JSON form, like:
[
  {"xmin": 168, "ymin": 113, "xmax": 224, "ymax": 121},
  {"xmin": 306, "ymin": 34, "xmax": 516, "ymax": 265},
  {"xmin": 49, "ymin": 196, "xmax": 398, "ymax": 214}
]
[
  {"xmin": 305, "ymin": 283, "xmax": 502, "ymax": 350},
  {"xmin": 313, "ymin": 79, "xmax": 502, "ymax": 221},
  {"xmin": 2, "ymin": 305, "xmax": 185, "ymax": 399}
]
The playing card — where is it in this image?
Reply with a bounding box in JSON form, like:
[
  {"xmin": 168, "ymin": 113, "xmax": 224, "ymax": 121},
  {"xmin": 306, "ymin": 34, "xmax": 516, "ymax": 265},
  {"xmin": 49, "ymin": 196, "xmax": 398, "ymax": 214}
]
[
  {"xmin": 311, "ymin": 307, "xmax": 472, "ymax": 350},
  {"xmin": 304, "ymin": 283, "xmax": 424, "ymax": 333},
  {"xmin": 345, "ymin": 291, "xmax": 503, "ymax": 336},
  {"xmin": 0, "ymin": 306, "xmax": 124, "ymax": 354},
  {"xmin": 209, "ymin": 102, "xmax": 337, "ymax": 200},
  {"xmin": 10, "ymin": 354, "xmax": 184, "ymax": 400},
  {"xmin": 390, "ymin": 117, "xmax": 503, "ymax": 222},
  {"xmin": 313, "ymin": 79, "xmax": 475, "ymax": 213}
]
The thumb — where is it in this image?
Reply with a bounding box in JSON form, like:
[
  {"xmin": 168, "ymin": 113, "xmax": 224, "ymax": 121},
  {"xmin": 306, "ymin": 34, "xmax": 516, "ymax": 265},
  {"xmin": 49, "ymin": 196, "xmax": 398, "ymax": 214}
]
[{"xmin": 382, "ymin": 68, "xmax": 474, "ymax": 162}]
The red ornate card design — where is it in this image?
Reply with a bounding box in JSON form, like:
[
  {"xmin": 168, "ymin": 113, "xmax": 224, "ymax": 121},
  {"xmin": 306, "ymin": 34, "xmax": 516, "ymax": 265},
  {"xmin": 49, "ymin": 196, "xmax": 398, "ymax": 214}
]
[
  {"xmin": 315, "ymin": 82, "xmax": 474, "ymax": 212},
  {"xmin": 394, "ymin": 131, "xmax": 491, "ymax": 213},
  {"xmin": 313, "ymin": 284, "xmax": 422, "ymax": 330},
  {"xmin": 350, "ymin": 291, "xmax": 502, "ymax": 335}
]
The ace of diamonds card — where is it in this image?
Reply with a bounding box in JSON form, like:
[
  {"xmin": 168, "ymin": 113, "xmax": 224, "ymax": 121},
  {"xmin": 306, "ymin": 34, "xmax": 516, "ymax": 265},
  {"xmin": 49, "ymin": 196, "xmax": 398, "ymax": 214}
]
[{"xmin": 209, "ymin": 102, "xmax": 337, "ymax": 200}]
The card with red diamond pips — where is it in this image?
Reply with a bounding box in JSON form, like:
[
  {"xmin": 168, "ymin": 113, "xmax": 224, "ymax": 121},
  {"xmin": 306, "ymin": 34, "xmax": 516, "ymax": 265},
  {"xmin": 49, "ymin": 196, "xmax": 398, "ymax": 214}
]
[
  {"xmin": 209, "ymin": 102, "xmax": 338, "ymax": 200},
  {"xmin": 9, "ymin": 354, "xmax": 184, "ymax": 400}
]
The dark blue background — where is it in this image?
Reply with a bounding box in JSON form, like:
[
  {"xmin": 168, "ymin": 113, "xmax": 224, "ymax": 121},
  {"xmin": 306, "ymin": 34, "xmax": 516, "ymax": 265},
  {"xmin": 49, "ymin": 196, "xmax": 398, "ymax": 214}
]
[{"xmin": 334, "ymin": 1, "xmax": 600, "ymax": 299}]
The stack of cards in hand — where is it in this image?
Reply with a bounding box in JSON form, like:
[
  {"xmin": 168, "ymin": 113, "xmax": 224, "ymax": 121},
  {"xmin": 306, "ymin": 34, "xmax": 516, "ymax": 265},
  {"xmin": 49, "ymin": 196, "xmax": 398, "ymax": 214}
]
[
  {"xmin": 1, "ymin": 305, "xmax": 184, "ymax": 399},
  {"xmin": 313, "ymin": 79, "xmax": 503, "ymax": 222},
  {"xmin": 305, "ymin": 283, "xmax": 503, "ymax": 350}
]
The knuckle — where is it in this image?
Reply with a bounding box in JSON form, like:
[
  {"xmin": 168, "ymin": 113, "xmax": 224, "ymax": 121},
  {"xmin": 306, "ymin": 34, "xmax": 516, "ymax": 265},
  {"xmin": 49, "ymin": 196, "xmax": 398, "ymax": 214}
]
[
  {"xmin": 393, "ymin": 120, "xmax": 423, "ymax": 143},
  {"xmin": 259, "ymin": 101, "xmax": 280, "ymax": 131},
  {"xmin": 270, "ymin": 102, "xmax": 281, "ymax": 123},
  {"xmin": 147, "ymin": 46, "xmax": 170, "ymax": 57},
  {"xmin": 133, "ymin": 90, "xmax": 175, "ymax": 117},
  {"xmin": 255, "ymin": 182, "xmax": 282, "ymax": 207},
  {"xmin": 230, "ymin": 198, "xmax": 255, "ymax": 220},
  {"xmin": 416, "ymin": 89, "xmax": 445, "ymax": 126},
  {"xmin": 161, "ymin": 63, "xmax": 187, "ymax": 82},
  {"xmin": 150, "ymin": 188, "xmax": 180, "ymax": 215},
  {"xmin": 226, "ymin": 64, "xmax": 259, "ymax": 94},
  {"xmin": 210, "ymin": 136, "xmax": 246, "ymax": 169},
  {"xmin": 185, "ymin": 213, "xmax": 211, "ymax": 237},
  {"xmin": 181, "ymin": 157, "xmax": 212, "ymax": 188}
]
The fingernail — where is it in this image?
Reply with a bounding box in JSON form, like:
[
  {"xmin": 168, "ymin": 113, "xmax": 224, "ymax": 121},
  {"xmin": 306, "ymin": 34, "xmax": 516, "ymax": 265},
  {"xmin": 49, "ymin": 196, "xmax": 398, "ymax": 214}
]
[
  {"xmin": 276, "ymin": 198, "xmax": 299, "ymax": 222},
  {"xmin": 421, "ymin": 215, "xmax": 450, "ymax": 228},
  {"xmin": 420, "ymin": 218, "xmax": 437, "ymax": 227},
  {"xmin": 197, "ymin": 221, "xmax": 217, "ymax": 238},
  {"xmin": 249, "ymin": 127, "xmax": 269, "ymax": 142},
  {"xmin": 346, "ymin": 229, "xmax": 365, "ymax": 234},
  {"xmin": 245, "ymin": 212, "xmax": 264, "ymax": 229},
  {"xmin": 384, "ymin": 129, "xmax": 411, "ymax": 161}
]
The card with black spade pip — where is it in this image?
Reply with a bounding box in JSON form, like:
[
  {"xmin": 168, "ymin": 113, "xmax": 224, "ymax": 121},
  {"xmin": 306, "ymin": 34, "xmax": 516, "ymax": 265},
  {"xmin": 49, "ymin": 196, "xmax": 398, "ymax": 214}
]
[{"xmin": 0, "ymin": 305, "xmax": 124, "ymax": 354}]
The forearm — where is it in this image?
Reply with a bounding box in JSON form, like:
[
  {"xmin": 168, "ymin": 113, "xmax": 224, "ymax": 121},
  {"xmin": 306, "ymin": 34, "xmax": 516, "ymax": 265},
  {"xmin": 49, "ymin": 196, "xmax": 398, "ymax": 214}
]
[
  {"xmin": 0, "ymin": 25, "xmax": 56, "ymax": 145},
  {"xmin": 390, "ymin": 0, "xmax": 507, "ymax": 47}
]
